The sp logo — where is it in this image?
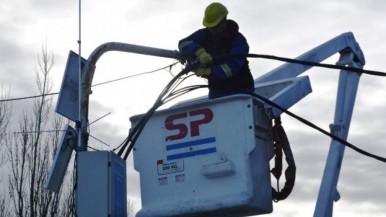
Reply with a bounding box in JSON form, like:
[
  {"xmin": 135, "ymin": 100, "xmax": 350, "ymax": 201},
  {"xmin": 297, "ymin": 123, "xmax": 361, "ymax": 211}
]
[{"xmin": 164, "ymin": 108, "xmax": 213, "ymax": 141}]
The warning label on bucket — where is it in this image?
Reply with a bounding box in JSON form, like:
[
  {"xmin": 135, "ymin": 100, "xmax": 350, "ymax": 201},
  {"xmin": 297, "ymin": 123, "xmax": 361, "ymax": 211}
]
[{"xmin": 157, "ymin": 160, "xmax": 184, "ymax": 175}]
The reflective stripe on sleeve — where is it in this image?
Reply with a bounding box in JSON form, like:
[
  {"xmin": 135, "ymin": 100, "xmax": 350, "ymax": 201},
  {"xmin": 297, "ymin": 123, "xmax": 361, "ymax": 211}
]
[
  {"xmin": 220, "ymin": 64, "xmax": 233, "ymax": 78},
  {"xmin": 179, "ymin": 40, "xmax": 194, "ymax": 51}
]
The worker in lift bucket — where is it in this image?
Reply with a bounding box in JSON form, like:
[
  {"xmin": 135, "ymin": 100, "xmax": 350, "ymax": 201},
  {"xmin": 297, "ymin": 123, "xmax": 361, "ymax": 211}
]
[{"xmin": 179, "ymin": 2, "xmax": 255, "ymax": 99}]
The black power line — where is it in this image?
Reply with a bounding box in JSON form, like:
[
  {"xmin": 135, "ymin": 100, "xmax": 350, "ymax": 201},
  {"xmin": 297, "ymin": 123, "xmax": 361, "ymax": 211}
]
[
  {"xmin": 1, "ymin": 53, "xmax": 386, "ymax": 103},
  {"xmin": 113, "ymin": 59, "xmax": 386, "ymax": 164},
  {"xmin": 1, "ymin": 52, "xmax": 382, "ymax": 164},
  {"xmin": 242, "ymin": 90, "xmax": 386, "ymax": 163},
  {"xmin": 246, "ymin": 53, "xmax": 386, "ymax": 77},
  {"xmin": 0, "ymin": 62, "xmax": 178, "ymax": 103}
]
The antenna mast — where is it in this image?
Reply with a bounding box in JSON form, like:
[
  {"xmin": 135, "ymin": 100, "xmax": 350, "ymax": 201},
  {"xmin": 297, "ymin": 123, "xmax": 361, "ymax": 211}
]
[{"xmin": 77, "ymin": 0, "xmax": 82, "ymax": 150}]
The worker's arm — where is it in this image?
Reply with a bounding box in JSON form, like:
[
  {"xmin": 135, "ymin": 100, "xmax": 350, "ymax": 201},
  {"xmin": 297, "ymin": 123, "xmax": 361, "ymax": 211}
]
[{"xmin": 178, "ymin": 29, "xmax": 206, "ymax": 60}]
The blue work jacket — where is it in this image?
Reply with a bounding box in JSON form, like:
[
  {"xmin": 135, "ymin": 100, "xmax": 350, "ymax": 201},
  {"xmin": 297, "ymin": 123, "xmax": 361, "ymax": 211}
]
[{"xmin": 179, "ymin": 20, "xmax": 254, "ymax": 99}]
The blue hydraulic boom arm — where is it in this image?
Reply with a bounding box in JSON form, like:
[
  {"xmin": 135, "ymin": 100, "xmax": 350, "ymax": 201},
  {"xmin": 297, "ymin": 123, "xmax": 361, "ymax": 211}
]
[
  {"xmin": 254, "ymin": 32, "xmax": 365, "ymax": 217},
  {"xmin": 254, "ymin": 32, "xmax": 365, "ymax": 83}
]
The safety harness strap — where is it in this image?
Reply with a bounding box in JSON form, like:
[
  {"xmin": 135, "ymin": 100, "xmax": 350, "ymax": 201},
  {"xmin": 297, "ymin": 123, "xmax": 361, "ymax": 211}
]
[{"xmin": 271, "ymin": 116, "xmax": 296, "ymax": 202}]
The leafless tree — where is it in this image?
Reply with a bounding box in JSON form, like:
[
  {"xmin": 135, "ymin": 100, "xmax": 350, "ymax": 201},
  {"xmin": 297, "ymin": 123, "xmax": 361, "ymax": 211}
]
[
  {"xmin": 8, "ymin": 113, "xmax": 32, "ymax": 217},
  {"xmin": 58, "ymin": 166, "xmax": 76, "ymax": 217},
  {"xmin": 4, "ymin": 44, "xmax": 134, "ymax": 217},
  {"xmin": 6, "ymin": 44, "xmax": 75, "ymax": 217},
  {"xmin": 0, "ymin": 86, "xmax": 11, "ymax": 217},
  {"xmin": 0, "ymin": 85, "xmax": 11, "ymax": 167}
]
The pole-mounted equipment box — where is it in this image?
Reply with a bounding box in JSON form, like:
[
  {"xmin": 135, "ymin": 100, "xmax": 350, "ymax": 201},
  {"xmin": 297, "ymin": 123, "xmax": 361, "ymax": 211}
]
[{"xmin": 77, "ymin": 151, "xmax": 127, "ymax": 217}]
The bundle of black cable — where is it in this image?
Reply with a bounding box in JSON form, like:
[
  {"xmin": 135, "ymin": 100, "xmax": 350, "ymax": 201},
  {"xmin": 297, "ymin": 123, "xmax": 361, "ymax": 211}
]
[
  {"xmin": 271, "ymin": 117, "xmax": 296, "ymax": 202},
  {"xmin": 117, "ymin": 60, "xmax": 201, "ymax": 160}
]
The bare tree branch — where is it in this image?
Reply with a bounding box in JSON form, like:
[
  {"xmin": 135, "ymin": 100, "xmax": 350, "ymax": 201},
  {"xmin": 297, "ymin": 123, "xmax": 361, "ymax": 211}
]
[
  {"xmin": 0, "ymin": 85, "xmax": 11, "ymax": 217},
  {"xmin": 0, "ymin": 85, "xmax": 11, "ymax": 168},
  {"xmin": 6, "ymin": 43, "xmax": 75, "ymax": 217}
]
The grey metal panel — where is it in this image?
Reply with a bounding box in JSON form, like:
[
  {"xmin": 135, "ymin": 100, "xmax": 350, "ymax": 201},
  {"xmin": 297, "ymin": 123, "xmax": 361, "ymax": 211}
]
[
  {"xmin": 56, "ymin": 51, "xmax": 86, "ymax": 121},
  {"xmin": 77, "ymin": 151, "xmax": 127, "ymax": 217},
  {"xmin": 44, "ymin": 124, "xmax": 76, "ymax": 192},
  {"xmin": 78, "ymin": 151, "xmax": 110, "ymax": 217}
]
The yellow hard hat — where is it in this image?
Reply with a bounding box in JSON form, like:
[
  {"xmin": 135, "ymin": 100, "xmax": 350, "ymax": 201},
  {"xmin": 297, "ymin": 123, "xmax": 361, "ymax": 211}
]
[{"xmin": 203, "ymin": 2, "xmax": 228, "ymax": 28}]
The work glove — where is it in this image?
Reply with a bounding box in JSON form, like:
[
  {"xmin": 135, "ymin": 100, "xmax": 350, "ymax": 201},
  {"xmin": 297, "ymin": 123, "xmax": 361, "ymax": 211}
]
[
  {"xmin": 193, "ymin": 67, "xmax": 211, "ymax": 77},
  {"xmin": 195, "ymin": 48, "xmax": 213, "ymax": 64}
]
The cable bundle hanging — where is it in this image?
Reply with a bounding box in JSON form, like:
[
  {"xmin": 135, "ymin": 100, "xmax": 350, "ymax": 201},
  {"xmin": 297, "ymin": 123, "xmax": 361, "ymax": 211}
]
[
  {"xmin": 116, "ymin": 61, "xmax": 203, "ymax": 160},
  {"xmin": 271, "ymin": 117, "xmax": 296, "ymax": 202}
]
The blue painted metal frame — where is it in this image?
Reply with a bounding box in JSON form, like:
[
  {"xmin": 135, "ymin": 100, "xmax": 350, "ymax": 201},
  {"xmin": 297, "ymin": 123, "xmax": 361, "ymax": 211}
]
[{"xmin": 254, "ymin": 32, "xmax": 365, "ymax": 217}]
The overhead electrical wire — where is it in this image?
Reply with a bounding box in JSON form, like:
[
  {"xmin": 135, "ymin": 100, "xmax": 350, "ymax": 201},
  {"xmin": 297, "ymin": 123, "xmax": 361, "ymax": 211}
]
[
  {"xmin": 2, "ymin": 54, "xmax": 386, "ymax": 103},
  {"xmin": 0, "ymin": 62, "xmax": 179, "ymax": 103},
  {"xmin": 114, "ymin": 59, "xmax": 386, "ymax": 164},
  {"xmin": 91, "ymin": 62, "xmax": 179, "ymax": 87},
  {"xmin": 241, "ymin": 90, "xmax": 386, "ymax": 163},
  {"xmin": 0, "ymin": 92, "xmax": 58, "ymax": 102},
  {"xmin": 245, "ymin": 53, "xmax": 386, "ymax": 77},
  {"xmin": 2, "ymin": 52, "xmax": 386, "ymax": 163}
]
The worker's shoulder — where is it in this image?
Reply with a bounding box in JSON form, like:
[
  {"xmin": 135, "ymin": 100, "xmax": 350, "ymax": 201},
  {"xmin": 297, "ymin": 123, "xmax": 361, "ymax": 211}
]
[
  {"xmin": 226, "ymin": 19, "xmax": 239, "ymax": 33},
  {"xmin": 226, "ymin": 20, "xmax": 248, "ymax": 41}
]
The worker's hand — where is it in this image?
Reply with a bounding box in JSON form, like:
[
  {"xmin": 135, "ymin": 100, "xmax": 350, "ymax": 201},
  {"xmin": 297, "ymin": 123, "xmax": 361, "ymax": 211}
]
[
  {"xmin": 195, "ymin": 48, "xmax": 213, "ymax": 64},
  {"xmin": 193, "ymin": 67, "xmax": 211, "ymax": 77}
]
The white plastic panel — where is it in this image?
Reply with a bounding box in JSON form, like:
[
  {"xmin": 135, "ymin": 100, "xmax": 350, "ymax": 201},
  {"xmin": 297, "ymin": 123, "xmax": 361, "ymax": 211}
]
[
  {"xmin": 254, "ymin": 76, "xmax": 312, "ymax": 117},
  {"xmin": 132, "ymin": 95, "xmax": 273, "ymax": 217}
]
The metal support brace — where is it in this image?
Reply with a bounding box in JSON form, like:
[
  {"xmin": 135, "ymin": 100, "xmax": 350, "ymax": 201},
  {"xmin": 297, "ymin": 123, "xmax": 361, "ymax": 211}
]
[
  {"xmin": 75, "ymin": 42, "xmax": 181, "ymax": 216},
  {"xmin": 78, "ymin": 42, "xmax": 180, "ymax": 151},
  {"xmin": 313, "ymin": 51, "xmax": 364, "ymax": 217}
]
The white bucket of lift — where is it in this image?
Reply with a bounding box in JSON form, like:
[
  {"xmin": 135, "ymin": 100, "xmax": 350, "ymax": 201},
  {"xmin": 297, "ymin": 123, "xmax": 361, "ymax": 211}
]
[{"xmin": 131, "ymin": 95, "xmax": 273, "ymax": 217}]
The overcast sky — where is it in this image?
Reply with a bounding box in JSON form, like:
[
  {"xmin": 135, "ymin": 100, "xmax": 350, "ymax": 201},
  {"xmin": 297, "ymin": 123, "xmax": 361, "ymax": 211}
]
[{"xmin": 1, "ymin": 0, "xmax": 386, "ymax": 216}]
